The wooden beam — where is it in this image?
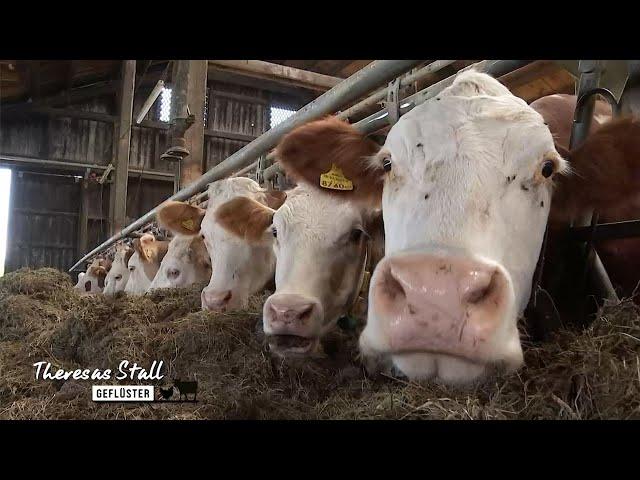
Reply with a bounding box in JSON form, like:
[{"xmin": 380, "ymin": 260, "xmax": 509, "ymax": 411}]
[
  {"xmin": 208, "ymin": 60, "xmax": 342, "ymax": 92},
  {"xmin": 77, "ymin": 177, "xmax": 90, "ymax": 256},
  {"xmin": 109, "ymin": 60, "xmax": 136, "ymax": 235},
  {"xmin": 182, "ymin": 60, "xmax": 208, "ymax": 188},
  {"xmin": 2, "ymin": 106, "xmax": 117, "ymax": 123},
  {"xmin": 1, "ymin": 81, "xmax": 117, "ymax": 112}
]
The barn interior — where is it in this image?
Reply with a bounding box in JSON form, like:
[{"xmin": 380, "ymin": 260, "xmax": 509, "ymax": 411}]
[
  {"xmin": 0, "ymin": 60, "xmax": 578, "ymax": 275},
  {"xmin": 1, "ymin": 59, "xmax": 639, "ymax": 420}
]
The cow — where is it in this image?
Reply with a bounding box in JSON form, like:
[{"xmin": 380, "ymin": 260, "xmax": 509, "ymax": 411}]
[
  {"xmin": 124, "ymin": 233, "xmax": 169, "ymax": 295},
  {"xmin": 147, "ymin": 233, "xmax": 212, "ymax": 291},
  {"xmin": 74, "ymin": 257, "xmax": 112, "ymax": 295},
  {"xmin": 156, "ymin": 177, "xmax": 286, "ymax": 311},
  {"xmin": 214, "ymin": 184, "xmax": 385, "ymax": 356},
  {"xmin": 103, "ymin": 243, "xmax": 134, "ymax": 296},
  {"xmin": 273, "ymin": 70, "xmax": 640, "ymax": 385},
  {"xmin": 530, "ymin": 93, "xmax": 640, "ymax": 303}
]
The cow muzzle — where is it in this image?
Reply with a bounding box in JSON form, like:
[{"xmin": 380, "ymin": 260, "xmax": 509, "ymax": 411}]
[
  {"xmin": 361, "ymin": 250, "xmax": 523, "ymax": 384},
  {"xmin": 263, "ymin": 293, "xmax": 323, "ymax": 356}
]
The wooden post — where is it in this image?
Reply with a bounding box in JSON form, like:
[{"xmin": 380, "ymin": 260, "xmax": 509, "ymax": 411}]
[
  {"xmin": 77, "ymin": 178, "xmax": 90, "ymax": 256},
  {"xmin": 109, "ymin": 60, "xmax": 136, "ymax": 235},
  {"xmin": 172, "ymin": 60, "xmax": 207, "ymax": 188}
]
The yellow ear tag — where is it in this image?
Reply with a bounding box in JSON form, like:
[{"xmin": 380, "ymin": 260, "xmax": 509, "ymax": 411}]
[
  {"xmin": 320, "ymin": 164, "xmax": 353, "ymax": 191},
  {"xmin": 181, "ymin": 218, "xmax": 196, "ymax": 232}
]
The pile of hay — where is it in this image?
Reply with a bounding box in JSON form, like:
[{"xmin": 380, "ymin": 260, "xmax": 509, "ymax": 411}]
[{"xmin": 1, "ymin": 267, "xmax": 639, "ymax": 420}]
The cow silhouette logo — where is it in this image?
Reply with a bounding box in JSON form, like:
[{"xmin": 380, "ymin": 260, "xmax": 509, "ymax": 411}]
[{"xmin": 156, "ymin": 379, "xmax": 198, "ymax": 403}]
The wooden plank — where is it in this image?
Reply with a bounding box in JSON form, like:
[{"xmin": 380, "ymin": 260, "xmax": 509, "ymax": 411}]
[
  {"xmin": 77, "ymin": 178, "xmax": 89, "ymax": 256},
  {"xmin": 208, "ymin": 60, "xmax": 342, "ymax": 92},
  {"xmin": 181, "ymin": 60, "xmax": 208, "ymax": 188},
  {"xmin": 109, "ymin": 60, "xmax": 136, "ymax": 235}
]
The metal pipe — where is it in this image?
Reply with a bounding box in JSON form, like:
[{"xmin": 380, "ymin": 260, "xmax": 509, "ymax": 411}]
[
  {"xmin": 263, "ymin": 60, "xmax": 533, "ymax": 182},
  {"xmin": 135, "ymin": 79, "xmax": 165, "ymax": 124},
  {"xmin": 338, "ymin": 60, "xmax": 456, "ymax": 121},
  {"xmin": 68, "ymin": 60, "xmax": 424, "ymax": 271},
  {"xmin": 231, "ymin": 160, "xmax": 259, "ymax": 178}
]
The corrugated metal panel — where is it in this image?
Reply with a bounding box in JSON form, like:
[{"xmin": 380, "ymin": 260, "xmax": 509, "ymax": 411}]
[{"xmin": 5, "ymin": 170, "xmax": 80, "ymax": 272}]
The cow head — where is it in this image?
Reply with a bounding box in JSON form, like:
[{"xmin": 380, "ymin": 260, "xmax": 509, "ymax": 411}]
[
  {"xmin": 103, "ymin": 244, "xmax": 134, "ymax": 296},
  {"xmin": 148, "ymin": 231, "xmax": 212, "ymax": 290},
  {"xmin": 156, "ymin": 177, "xmax": 285, "ymax": 311},
  {"xmin": 216, "ymin": 185, "xmax": 384, "ymax": 356},
  {"xmin": 277, "ymin": 70, "xmax": 569, "ymax": 385},
  {"xmin": 76, "ymin": 257, "xmax": 112, "ymax": 295},
  {"xmin": 124, "ymin": 233, "xmax": 169, "ymax": 295}
]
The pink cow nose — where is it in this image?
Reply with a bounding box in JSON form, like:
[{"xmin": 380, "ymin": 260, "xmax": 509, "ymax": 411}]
[
  {"xmin": 201, "ymin": 289, "xmax": 232, "ymax": 311},
  {"xmin": 371, "ymin": 252, "xmax": 511, "ymax": 363},
  {"xmin": 264, "ymin": 294, "xmax": 321, "ymax": 337}
]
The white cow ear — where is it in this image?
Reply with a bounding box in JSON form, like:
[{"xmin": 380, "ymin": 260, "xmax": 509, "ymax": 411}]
[{"xmin": 445, "ymin": 70, "xmax": 513, "ymax": 98}]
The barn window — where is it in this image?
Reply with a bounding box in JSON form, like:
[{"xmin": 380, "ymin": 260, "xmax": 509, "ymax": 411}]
[
  {"xmin": 270, "ymin": 106, "xmax": 296, "ymax": 129},
  {"xmin": 159, "ymin": 87, "xmax": 173, "ymax": 122},
  {"xmin": 0, "ymin": 169, "xmax": 12, "ymax": 277}
]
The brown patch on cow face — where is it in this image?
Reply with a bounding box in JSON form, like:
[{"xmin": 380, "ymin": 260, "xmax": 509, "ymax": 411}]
[
  {"xmin": 275, "ymin": 116, "xmax": 384, "ymax": 206},
  {"xmin": 187, "ymin": 235, "xmax": 212, "ymax": 270},
  {"xmin": 157, "ymin": 201, "xmax": 206, "ymax": 236},
  {"xmin": 550, "ymin": 116, "xmax": 640, "ymax": 226},
  {"xmin": 215, "ymin": 196, "xmax": 275, "ymax": 244},
  {"xmin": 263, "ymin": 190, "xmax": 287, "ymax": 210},
  {"xmin": 133, "ymin": 234, "xmax": 169, "ymax": 265}
]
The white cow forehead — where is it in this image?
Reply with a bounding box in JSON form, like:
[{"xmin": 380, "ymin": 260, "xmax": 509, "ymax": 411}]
[
  {"xmin": 273, "ymin": 186, "xmax": 363, "ymax": 241},
  {"xmin": 384, "ymin": 72, "xmax": 553, "ymax": 177},
  {"xmin": 205, "ymin": 177, "xmax": 266, "ymax": 211}
]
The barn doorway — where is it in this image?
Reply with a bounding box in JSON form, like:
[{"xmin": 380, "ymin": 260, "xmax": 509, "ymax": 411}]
[{"xmin": 0, "ymin": 168, "xmax": 12, "ymax": 277}]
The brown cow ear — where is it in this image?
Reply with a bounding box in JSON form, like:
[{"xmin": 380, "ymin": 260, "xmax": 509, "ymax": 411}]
[
  {"xmin": 132, "ymin": 238, "xmax": 149, "ymax": 262},
  {"xmin": 215, "ymin": 196, "xmax": 275, "ymax": 244},
  {"xmin": 275, "ymin": 116, "xmax": 384, "ymax": 206},
  {"xmin": 157, "ymin": 201, "xmax": 205, "ymax": 236},
  {"xmin": 555, "ymin": 116, "xmax": 640, "ymax": 216},
  {"xmin": 263, "ymin": 190, "xmax": 287, "ymax": 210},
  {"xmin": 124, "ymin": 247, "xmax": 134, "ymax": 264}
]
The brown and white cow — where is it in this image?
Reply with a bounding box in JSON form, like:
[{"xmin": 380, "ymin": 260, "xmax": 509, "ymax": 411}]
[
  {"xmin": 103, "ymin": 243, "xmax": 134, "ymax": 296},
  {"xmin": 147, "ymin": 233, "xmax": 212, "ymax": 291},
  {"xmin": 156, "ymin": 177, "xmax": 286, "ymax": 311},
  {"xmin": 214, "ymin": 184, "xmax": 385, "ymax": 356},
  {"xmin": 531, "ymin": 93, "xmax": 640, "ymax": 302},
  {"xmin": 124, "ymin": 233, "xmax": 169, "ymax": 295},
  {"xmin": 74, "ymin": 257, "xmax": 112, "ymax": 295},
  {"xmin": 274, "ymin": 70, "xmax": 640, "ymax": 385}
]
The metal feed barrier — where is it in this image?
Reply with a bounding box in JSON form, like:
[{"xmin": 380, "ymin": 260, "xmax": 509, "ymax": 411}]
[{"xmin": 69, "ymin": 59, "xmax": 539, "ymax": 273}]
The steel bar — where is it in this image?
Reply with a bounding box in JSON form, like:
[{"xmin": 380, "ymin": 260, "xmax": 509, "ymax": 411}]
[
  {"xmin": 263, "ymin": 60, "xmax": 533, "ymax": 182},
  {"xmin": 68, "ymin": 60, "xmax": 424, "ymax": 271},
  {"xmin": 568, "ymin": 220, "xmax": 640, "ymax": 242},
  {"xmin": 338, "ymin": 60, "xmax": 456, "ymax": 121}
]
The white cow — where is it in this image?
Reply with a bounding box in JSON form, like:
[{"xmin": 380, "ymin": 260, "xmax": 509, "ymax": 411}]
[
  {"xmin": 156, "ymin": 177, "xmax": 286, "ymax": 311},
  {"xmin": 124, "ymin": 233, "xmax": 169, "ymax": 295},
  {"xmin": 74, "ymin": 258, "xmax": 112, "ymax": 295},
  {"xmin": 148, "ymin": 233, "xmax": 212, "ymax": 290},
  {"xmin": 275, "ymin": 70, "xmax": 569, "ymax": 385},
  {"xmin": 214, "ymin": 184, "xmax": 385, "ymax": 355},
  {"xmin": 103, "ymin": 244, "xmax": 134, "ymax": 296}
]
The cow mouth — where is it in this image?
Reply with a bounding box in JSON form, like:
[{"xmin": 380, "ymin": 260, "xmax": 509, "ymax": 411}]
[{"xmin": 267, "ymin": 334, "xmax": 319, "ymax": 356}]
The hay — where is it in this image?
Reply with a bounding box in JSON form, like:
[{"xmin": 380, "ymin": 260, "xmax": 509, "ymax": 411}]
[{"xmin": 1, "ymin": 268, "xmax": 639, "ymax": 420}]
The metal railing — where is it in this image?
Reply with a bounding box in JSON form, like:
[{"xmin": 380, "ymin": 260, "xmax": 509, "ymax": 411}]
[{"xmin": 68, "ymin": 60, "xmax": 425, "ymax": 271}]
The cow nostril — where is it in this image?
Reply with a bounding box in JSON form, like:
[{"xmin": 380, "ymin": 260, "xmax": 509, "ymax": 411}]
[
  {"xmin": 167, "ymin": 268, "xmax": 180, "ymax": 279},
  {"xmin": 462, "ymin": 270, "xmax": 498, "ymax": 305},
  {"xmin": 383, "ymin": 267, "xmax": 407, "ymax": 302}
]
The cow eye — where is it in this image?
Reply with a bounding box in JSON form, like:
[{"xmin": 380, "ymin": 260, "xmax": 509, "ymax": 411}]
[
  {"xmin": 541, "ymin": 160, "xmax": 555, "ymax": 178},
  {"xmin": 115, "ymin": 274, "xmax": 122, "ymax": 281},
  {"xmin": 382, "ymin": 156, "xmax": 392, "ymax": 172},
  {"xmin": 350, "ymin": 228, "xmax": 367, "ymax": 243},
  {"xmin": 129, "ymin": 266, "xmax": 135, "ymax": 272},
  {"xmin": 272, "ymin": 227, "xmax": 277, "ymax": 238}
]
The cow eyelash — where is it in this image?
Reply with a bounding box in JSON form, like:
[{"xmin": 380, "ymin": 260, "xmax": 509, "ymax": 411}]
[{"xmin": 271, "ymin": 227, "xmax": 277, "ymax": 239}]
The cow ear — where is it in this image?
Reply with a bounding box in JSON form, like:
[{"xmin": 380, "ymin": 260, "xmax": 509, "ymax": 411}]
[
  {"xmin": 263, "ymin": 190, "xmax": 287, "ymax": 210},
  {"xmin": 215, "ymin": 196, "xmax": 276, "ymax": 244},
  {"xmin": 124, "ymin": 247, "xmax": 134, "ymax": 264},
  {"xmin": 132, "ymin": 238, "xmax": 149, "ymax": 262},
  {"xmin": 554, "ymin": 116, "xmax": 640, "ymax": 218},
  {"xmin": 157, "ymin": 201, "xmax": 205, "ymax": 236},
  {"xmin": 275, "ymin": 116, "xmax": 384, "ymax": 205}
]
